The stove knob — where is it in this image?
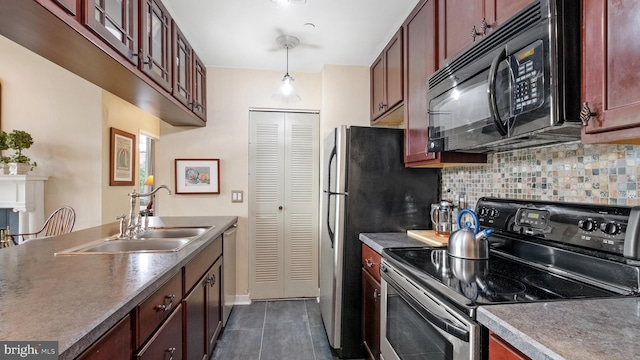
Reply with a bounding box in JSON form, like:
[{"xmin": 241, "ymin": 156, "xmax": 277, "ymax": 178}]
[
  {"xmin": 578, "ymin": 219, "xmax": 596, "ymax": 232},
  {"xmin": 478, "ymin": 207, "xmax": 488, "ymax": 217},
  {"xmin": 600, "ymin": 222, "xmax": 620, "ymax": 235},
  {"xmin": 488, "ymin": 208, "xmax": 498, "ymax": 218}
]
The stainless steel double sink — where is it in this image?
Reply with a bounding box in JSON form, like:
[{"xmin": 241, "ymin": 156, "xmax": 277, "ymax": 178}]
[{"xmin": 55, "ymin": 226, "xmax": 213, "ymax": 255}]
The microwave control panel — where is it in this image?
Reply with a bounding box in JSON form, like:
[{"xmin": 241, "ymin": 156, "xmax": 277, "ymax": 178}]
[{"xmin": 510, "ymin": 40, "xmax": 544, "ymax": 116}]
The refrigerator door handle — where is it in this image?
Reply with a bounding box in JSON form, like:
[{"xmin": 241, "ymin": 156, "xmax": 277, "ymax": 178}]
[{"xmin": 326, "ymin": 146, "xmax": 337, "ymax": 248}]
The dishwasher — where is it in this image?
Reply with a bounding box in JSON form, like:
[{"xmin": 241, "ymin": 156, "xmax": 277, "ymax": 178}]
[{"xmin": 223, "ymin": 222, "xmax": 237, "ymax": 326}]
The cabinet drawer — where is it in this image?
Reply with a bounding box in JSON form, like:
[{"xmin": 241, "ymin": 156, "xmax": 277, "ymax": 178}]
[
  {"xmin": 362, "ymin": 244, "xmax": 382, "ymax": 283},
  {"xmin": 137, "ymin": 270, "xmax": 182, "ymax": 347},
  {"xmin": 184, "ymin": 236, "xmax": 222, "ymax": 294},
  {"xmin": 136, "ymin": 303, "xmax": 183, "ymax": 360},
  {"xmin": 76, "ymin": 314, "xmax": 133, "ymax": 360}
]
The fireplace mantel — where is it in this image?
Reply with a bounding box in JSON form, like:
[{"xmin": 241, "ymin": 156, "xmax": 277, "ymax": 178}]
[{"xmin": 0, "ymin": 175, "xmax": 48, "ymax": 234}]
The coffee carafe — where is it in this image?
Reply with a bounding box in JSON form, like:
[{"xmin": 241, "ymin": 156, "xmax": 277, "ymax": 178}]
[{"xmin": 430, "ymin": 200, "xmax": 454, "ymax": 237}]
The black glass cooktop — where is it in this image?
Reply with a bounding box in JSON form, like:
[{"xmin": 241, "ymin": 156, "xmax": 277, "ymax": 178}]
[{"xmin": 382, "ymin": 247, "xmax": 618, "ymax": 307}]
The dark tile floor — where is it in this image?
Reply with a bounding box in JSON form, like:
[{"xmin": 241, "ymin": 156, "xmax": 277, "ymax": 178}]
[{"xmin": 211, "ymin": 299, "xmax": 361, "ymax": 360}]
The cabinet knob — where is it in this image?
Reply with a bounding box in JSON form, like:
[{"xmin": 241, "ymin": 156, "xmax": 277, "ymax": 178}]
[
  {"xmin": 580, "ymin": 102, "xmax": 597, "ymax": 126},
  {"xmin": 471, "ymin": 25, "xmax": 482, "ymax": 41},
  {"xmin": 480, "ymin": 18, "xmax": 492, "ymax": 35},
  {"xmin": 279, "ymin": 206, "xmax": 283, "ymax": 210},
  {"xmin": 364, "ymin": 258, "xmax": 375, "ymax": 268},
  {"xmin": 166, "ymin": 347, "xmax": 176, "ymax": 360},
  {"xmin": 373, "ymin": 288, "xmax": 379, "ymax": 301}
]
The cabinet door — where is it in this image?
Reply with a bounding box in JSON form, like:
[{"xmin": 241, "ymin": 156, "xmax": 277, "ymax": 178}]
[
  {"xmin": 52, "ymin": 0, "xmax": 77, "ymax": 15},
  {"xmin": 489, "ymin": 332, "xmax": 530, "ymax": 360},
  {"xmin": 439, "ymin": 0, "xmax": 483, "ymax": 63},
  {"xmin": 192, "ymin": 53, "xmax": 207, "ymax": 120},
  {"xmin": 136, "ymin": 303, "xmax": 183, "ymax": 360},
  {"xmin": 83, "ymin": 0, "xmax": 138, "ymax": 64},
  {"xmin": 140, "ymin": 0, "xmax": 172, "ymax": 91},
  {"xmin": 172, "ymin": 21, "xmax": 193, "ymax": 108},
  {"xmin": 362, "ymin": 268, "xmax": 381, "ymax": 360},
  {"xmin": 582, "ymin": 0, "xmax": 640, "ymax": 143},
  {"xmin": 76, "ymin": 314, "xmax": 133, "ymax": 360},
  {"xmin": 206, "ymin": 257, "xmax": 223, "ymax": 354},
  {"xmin": 404, "ymin": 0, "xmax": 438, "ymax": 164},
  {"xmin": 370, "ymin": 54, "xmax": 385, "ymax": 120},
  {"xmin": 385, "ymin": 29, "xmax": 403, "ymax": 112},
  {"xmin": 490, "ymin": 0, "xmax": 534, "ymax": 26},
  {"xmin": 183, "ymin": 276, "xmax": 207, "ymax": 360}
]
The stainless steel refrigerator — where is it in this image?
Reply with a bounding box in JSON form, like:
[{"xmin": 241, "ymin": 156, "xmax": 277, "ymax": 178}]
[{"xmin": 320, "ymin": 126, "xmax": 439, "ymax": 358}]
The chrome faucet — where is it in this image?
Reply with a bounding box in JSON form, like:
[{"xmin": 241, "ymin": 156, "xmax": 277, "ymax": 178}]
[{"xmin": 124, "ymin": 185, "xmax": 172, "ymax": 237}]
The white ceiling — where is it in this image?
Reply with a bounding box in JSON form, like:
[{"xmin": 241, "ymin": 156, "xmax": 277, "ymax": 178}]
[{"xmin": 162, "ymin": 0, "xmax": 420, "ymax": 73}]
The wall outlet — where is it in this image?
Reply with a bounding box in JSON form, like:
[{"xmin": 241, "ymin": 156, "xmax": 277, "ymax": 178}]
[
  {"xmin": 231, "ymin": 190, "xmax": 244, "ymax": 203},
  {"xmin": 459, "ymin": 192, "xmax": 467, "ymax": 209}
]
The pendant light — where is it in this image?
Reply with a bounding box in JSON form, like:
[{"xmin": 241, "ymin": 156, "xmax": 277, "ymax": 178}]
[{"xmin": 272, "ymin": 35, "xmax": 301, "ymax": 103}]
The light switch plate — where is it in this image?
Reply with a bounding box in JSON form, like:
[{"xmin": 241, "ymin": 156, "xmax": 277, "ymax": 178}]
[{"xmin": 231, "ymin": 190, "xmax": 244, "ymax": 203}]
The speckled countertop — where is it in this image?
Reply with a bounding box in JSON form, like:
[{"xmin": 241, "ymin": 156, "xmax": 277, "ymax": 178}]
[
  {"xmin": 478, "ymin": 298, "xmax": 640, "ymax": 360},
  {"xmin": 0, "ymin": 216, "xmax": 237, "ymax": 359},
  {"xmin": 359, "ymin": 232, "xmax": 441, "ymax": 253}
]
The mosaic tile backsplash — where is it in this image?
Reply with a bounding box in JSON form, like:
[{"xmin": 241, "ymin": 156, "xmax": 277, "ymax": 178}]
[{"xmin": 441, "ymin": 141, "xmax": 640, "ymax": 209}]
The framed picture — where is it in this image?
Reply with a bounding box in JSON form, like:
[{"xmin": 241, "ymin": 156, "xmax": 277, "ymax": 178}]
[
  {"xmin": 109, "ymin": 127, "xmax": 136, "ymax": 186},
  {"xmin": 175, "ymin": 158, "xmax": 220, "ymax": 194}
]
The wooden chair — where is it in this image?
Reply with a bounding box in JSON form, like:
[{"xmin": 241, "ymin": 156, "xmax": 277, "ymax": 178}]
[{"xmin": 9, "ymin": 206, "xmax": 76, "ymax": 245}]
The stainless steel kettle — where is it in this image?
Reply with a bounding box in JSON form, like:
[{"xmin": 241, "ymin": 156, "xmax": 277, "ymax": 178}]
[{"xmin": 447, "ymin": 209, "xmax": 493, "ymax": 259}]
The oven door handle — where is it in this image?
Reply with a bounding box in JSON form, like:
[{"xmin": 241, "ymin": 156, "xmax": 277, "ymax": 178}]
[
  {"xmin": 383, "ymin": 272, "xmax": 470, "ymax": 342},
  {"xmin": 488, "ymin": 47, "xmax": 508, "ymax": 136}
]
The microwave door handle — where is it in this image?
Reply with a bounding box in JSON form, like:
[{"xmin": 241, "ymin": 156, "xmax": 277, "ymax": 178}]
[{"xmin": 488, "ymin": 47, "xmax": 508, "ymax": 136}]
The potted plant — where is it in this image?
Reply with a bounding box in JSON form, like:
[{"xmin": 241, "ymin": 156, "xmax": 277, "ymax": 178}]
[{"xmin": 2, "ymin": 130, "xmax": 37, "ymax": 175}]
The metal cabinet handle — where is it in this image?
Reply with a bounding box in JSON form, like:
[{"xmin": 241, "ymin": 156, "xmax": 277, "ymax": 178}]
[
  {"xmin": 364, "ymin": 258, "xmax": 375, "ymax": 268},
  {"xmin": 373, "ymin": 288, "xmax": 379, "ymax": 301},
  {"xmin": 155, "ymin": 294, "xmax": 175, "ymax": 312},
  {"xmin": 480, "ymin": 18, "xmax": 492, "ymax": 35},
  {"xmin": 471, "ymin": 25, "xmax": 482, "ymax": 41},
  {"xmin": 580, "ymin": 102, "xmax": 597, "ymax": 126},
  {"xmin": 208, "ymin": 274, "xmax": 216, "ymax": 287},
  {"xmin": 166, "ymin": 347, "xmax": 176, "ymax": 360}
]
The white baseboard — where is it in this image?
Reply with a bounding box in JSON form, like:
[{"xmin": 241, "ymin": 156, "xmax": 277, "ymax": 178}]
[{"xmin": 234, "ymin": 294, "xmax": 251, "ymax": 305}]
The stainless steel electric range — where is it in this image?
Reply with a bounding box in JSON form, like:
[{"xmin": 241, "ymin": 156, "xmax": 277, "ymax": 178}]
[{"xmin": 380, "ymin": 197, "xmax": 640, "ymax": 360}]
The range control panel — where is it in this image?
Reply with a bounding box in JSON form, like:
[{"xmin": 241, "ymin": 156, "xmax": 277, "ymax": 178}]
[{"xmin": 476, "ymin": 197, "xmax": 634, "ymax": 257}]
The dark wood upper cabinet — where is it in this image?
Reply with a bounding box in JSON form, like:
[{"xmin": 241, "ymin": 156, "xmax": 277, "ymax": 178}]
[
  {"xmin": 438, "ymin": 0, "xmax": 533, "ymax": 64},
  {"xmin": 404, "ymin": 0, "xmax": 487, "ymax": 167},
  {"xmin": 193, "ymin": 53, "xmax": 207, "ymax": 121},
  {"xmin": 83, "ymin": 0, "xmax": 138, "ymax": 64},
  {"xmin": 140, "ymin": 0, "xmax": 173, "ymax": 92},
  {"xmin": 404, "ymin": 0, "xmax": 437, "ymax": 165},
  {"xmin": 370, "ymin": 28, "xmax": 403, "ymax": 123},
  {"xmin": 52, "ymin": 0, "xmax": 78, "ymax": 15},
  {"xmin": 172, "ymin": 21, "xmax": 193, "ymax": 108},
  {"xmin": 581, "ymin": 0, "xmax": 640, "ymax": 143}
]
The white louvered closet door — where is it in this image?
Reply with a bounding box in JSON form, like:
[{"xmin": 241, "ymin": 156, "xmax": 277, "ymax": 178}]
[{"xmin": 249, "ymin": 110, "xmax": 319, "ymax": 299}]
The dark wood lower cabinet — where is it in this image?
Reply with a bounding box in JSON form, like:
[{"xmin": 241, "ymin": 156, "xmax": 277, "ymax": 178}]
[
  {"xmin": 489, "ymin": 332, "xmax": 530, "ymax": 360},
  {"xmin": 136, "ymin": 303, "xmax": 184, "ymax": 360},
  {"xmin": 206, "ymin": 257, "xmax": 223, "ymax": 354},
  {"xmin": 362, "ymin": 268, "xmax": 381, "ymax": 360},
  {"xmin": 76, "ymin": 314, "xmax": 133, "ymax": 360},
  {"xmin": 184, "ymin": 275, "xmax": 207, "ymax": 360}
]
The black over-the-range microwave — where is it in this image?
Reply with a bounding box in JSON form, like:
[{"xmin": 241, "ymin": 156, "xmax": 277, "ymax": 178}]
[{"xmin": 427, "ymin": 0, "xmax": 582, "ymax": 153}]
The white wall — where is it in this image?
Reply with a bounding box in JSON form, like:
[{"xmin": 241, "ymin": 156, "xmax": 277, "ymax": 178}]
[
  {"xmin": 0, "ymin": 35, "xmax": 162, "ymax": 230},
  {"xmin": 157, "ymin": 65, "xmax": 370, "ymax": 297},
  {"xmin": 0, "ymin": 35, "xmax": 103, "ymax": 230}
]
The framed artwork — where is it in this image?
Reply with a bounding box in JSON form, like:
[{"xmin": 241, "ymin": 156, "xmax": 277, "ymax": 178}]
[
  {"xmin": 175, "ymin": 158, "xmax": 220, "ymax": 194},
  {"xmin": 109, "ymin": 127, "xmax": 136, "ymax": 186}
]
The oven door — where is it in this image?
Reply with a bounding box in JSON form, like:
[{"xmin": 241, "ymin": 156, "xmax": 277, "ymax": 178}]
[{"xmin": 380, "ymin": 261, "xmax": 480, "ymax": 360}]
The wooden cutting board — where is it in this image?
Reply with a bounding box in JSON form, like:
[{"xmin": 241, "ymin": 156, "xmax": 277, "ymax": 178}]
[{"xmin": 407, "ymin": 230, "xmax": 449, "ymax": 247}]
